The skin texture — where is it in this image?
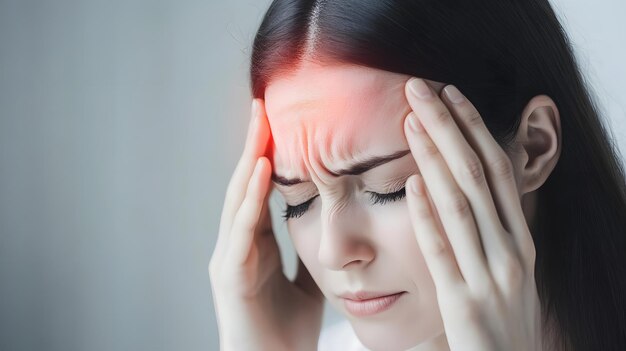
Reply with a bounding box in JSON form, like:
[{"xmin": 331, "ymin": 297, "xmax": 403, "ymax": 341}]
[{"xmin": 263, "ymin": 63, "xmax": 562, "ymax": 350}]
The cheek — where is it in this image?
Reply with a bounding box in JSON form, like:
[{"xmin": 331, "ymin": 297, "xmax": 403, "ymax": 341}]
[
  {"xmin": 370, "ymin": 205, "xmax": 443, "ymax": 334},
  {"xmin": 286, "ymin": 219, "xmax": 326, "ymax": 288},
  {"xmin": 286, "ymin": 212, "xmax": 320, "ymax": 257},
  {"xmin": 369, "ymin": 202, "xmax": 435, "ymax": 287}
]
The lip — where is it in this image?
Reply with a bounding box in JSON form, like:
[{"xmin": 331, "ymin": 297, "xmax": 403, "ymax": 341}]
[
  {"xmin": 340, "ymin": 291, "xmax": 406, "ymax": 317},
  {"xmin": 339, "ymin": 290, "xmax": 404, "ymax": 301}
]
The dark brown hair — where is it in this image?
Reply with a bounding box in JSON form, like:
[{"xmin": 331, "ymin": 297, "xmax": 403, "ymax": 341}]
[{"xmin": 249, "ymin": 0, "xmax": 626, "ymax": 349}]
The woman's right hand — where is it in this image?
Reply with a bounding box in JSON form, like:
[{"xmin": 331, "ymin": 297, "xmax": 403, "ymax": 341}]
[{"xmin": 208, "ymin": 99, "xmax": 325, "ymax": 351}]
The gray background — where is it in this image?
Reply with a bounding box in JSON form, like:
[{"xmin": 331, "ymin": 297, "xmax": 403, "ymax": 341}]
[{"xmin": 0, "ymin": 0, "xmax": 624, "ymax": 350}]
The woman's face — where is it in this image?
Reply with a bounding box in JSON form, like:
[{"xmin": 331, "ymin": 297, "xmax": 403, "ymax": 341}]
[{"xmin": 265, "ymin": 63, "xmax": 450, "ymax": 350}]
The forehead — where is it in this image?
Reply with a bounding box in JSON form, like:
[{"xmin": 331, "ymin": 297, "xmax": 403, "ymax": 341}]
[{"xmin": 264, "ymin": 64, "xmax": 414, "ymax": 179}]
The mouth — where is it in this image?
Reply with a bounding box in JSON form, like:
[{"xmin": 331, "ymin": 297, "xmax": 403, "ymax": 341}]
[{"xmin": 339, "ymin": 291, "xmax": 407, "ymax": 317}]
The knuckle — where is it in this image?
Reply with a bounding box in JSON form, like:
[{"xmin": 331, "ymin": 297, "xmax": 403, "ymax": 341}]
[
  {"xmin": 445, "ymin": 191, "xmax": 471, "ymax": 217},
  {"xmin": 434, "ymin": 109, "xmax": 453, "ymax": 127},
  {"xmin": 465, "ymin": 111, "xmax": 484, "ymax": 127},
  {"xmin": 489, "ymin": 154, "xmax": 515, "ymax": 181},
  {"xmin": 414, "ymin": 202, "xmax": 434, "ymax": 220},
  {"xmin": 473, "ymin": 280, "xmax": 498, "ymax": 302},
  {"xmin": 425, "ymin": 236, "xmax": 447, "ymax": 257},
  {"xmin": 419, "ymin": 141, "xmax": 440, "ymax": 159},
  {"xmin": 496, "ymin": 255, "xmax": 524, "ymax": 289},
  {"xmin": 457, "ymin": 299, "xmax": 480, "ymax": 323},
  {"xmin": 459, "ymin": 155, "xmax": 485, "ymax": 186}
]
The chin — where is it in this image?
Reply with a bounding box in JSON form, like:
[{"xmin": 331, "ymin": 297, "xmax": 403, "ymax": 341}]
[
  {"xmin": 353, "ymin": 326, "xmax": 422, "ymax": 351},
  {"xmin": 348, "ymin": 312, "xmax": 446, "ymax": 351}
]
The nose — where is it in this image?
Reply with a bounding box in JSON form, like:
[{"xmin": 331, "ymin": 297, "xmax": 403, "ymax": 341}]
[{"xmin": 317, "ymin": 201, "xmax": 375, "ymax": 270}]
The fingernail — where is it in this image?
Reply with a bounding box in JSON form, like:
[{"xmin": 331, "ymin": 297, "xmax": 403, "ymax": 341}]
[
  {"xmin": 407, "ymin": 113, "xmax": 423, "ymax": 133},
  {"xmin": 444, "ymin": 85, "xmax": 465, "ymax": 104},
  {"xmin": 408, "ymin": 78, "xmax": 433, "ymax": 99}
]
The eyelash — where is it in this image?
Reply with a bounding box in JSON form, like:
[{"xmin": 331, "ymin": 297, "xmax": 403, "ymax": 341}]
[{"xmin": 281, "ymin": 187, "xmax": 407, "ymax": 221}]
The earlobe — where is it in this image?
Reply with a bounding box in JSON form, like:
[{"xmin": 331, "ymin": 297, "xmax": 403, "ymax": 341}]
[{"xmin": 514, "ymin": 95, "xmax": 562, "ymax": 194}]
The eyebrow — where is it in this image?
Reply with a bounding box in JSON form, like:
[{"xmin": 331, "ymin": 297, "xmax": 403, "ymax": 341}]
[{"xmin": 271, "ymin": 149, "xmax": 411, "ymax": 186}]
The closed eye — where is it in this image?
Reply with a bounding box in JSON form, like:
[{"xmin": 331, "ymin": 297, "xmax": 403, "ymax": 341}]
[
  {"xmin": 281, "ymin": 187, "xmax": 407, "ymax": 221},
  {"xmin": 281, "ymin": 195, "xmax": 319, "ymax": 221},
  {"xmin": 367, "ymin": 187, "xmax": 407, "ymax": 205}
]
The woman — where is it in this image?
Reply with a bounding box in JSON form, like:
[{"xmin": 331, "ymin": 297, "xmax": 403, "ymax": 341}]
[{"xmin": 209, "ymin": 0, "xmax": 626, "ymax": 350}]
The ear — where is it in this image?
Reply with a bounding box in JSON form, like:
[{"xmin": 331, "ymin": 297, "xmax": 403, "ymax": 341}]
[{"xmin": 509, "ymin": 95, "xmax": 562, "ymax": 195}]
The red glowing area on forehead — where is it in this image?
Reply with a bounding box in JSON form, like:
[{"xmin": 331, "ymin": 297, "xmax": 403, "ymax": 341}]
[{"xmin": 263, "ymin": 63, "xmax": 444, "ymax": 183}]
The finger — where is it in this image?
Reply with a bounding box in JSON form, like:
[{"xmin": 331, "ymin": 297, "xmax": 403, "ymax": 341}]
[
  {"xmin": 227, "ymin": 157, "xmax": 272, "ymax": 265},
  {"xmin": 222, "ymin": 99, "xmax": 270, "ymax": 225},
  {"xmin": 440, "ymin": 84, "xmax": 534, "ymax": 266},
  {"xmin": 406, "ymin": 174, "xmax": 464, "ymax": 291},
  {"xmin": 217, "ymin": 99, "xmax": 271, "ymax": 253},
  {"xmin": 406, "ymin": 79, "xmax": 515, "ymax": 265},
  {"xmin": 404, "ymin": 110, "xmax": 493, "ymax": 292}
]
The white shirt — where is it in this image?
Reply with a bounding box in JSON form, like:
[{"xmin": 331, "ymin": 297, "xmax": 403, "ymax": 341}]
[{"xmin": 317, "ymin": 319, "xmax": 370, "ymax": 351}]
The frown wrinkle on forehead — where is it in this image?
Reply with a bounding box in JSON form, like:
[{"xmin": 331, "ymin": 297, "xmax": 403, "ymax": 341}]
[
  {"xmin": 304, "ymin": 118, "xmax": 366, "ymax": 184},
  {"xmin": 270, "ymin": 118, "xmax": 409, "ymax": 188},
  {"xmin": 264, "ymin": 63, "xmax": 442, "ymax": 188}
]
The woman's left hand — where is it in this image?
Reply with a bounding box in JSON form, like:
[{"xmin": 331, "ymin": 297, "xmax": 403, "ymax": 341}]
[{"xmin": 402, "ymin": 78, "xmax": 542, "ymax": 351}]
